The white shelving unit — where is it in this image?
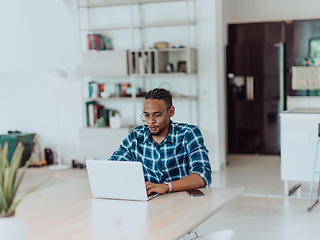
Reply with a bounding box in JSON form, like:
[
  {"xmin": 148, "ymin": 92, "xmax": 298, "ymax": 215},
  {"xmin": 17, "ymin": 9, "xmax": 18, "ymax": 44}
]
[{"xmin": 77, "ymin": 0, "xmax": 198, "ymax": 159}]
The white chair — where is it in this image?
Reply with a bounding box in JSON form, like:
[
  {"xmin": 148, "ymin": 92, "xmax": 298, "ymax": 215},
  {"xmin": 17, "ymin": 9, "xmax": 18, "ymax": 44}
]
[{"xmin": 189, "ymin": 229, "xmax": 235, "ymax": 240}]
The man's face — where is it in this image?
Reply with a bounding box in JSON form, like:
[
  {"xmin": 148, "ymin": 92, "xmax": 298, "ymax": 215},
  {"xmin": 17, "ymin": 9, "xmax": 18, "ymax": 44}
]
[{"xmin": 143, "ymin": 99, "xmax": 173, "ymax": 136}]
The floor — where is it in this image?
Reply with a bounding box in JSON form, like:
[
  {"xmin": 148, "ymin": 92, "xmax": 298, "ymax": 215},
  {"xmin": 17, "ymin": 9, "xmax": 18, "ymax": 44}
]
[
  {"xmin": 19, "ymin": 154, "xmax": 320, "ymax": 240},
  {"xmin": 194, "ymin": 154, "xmax": 320, "ymax": 240}
]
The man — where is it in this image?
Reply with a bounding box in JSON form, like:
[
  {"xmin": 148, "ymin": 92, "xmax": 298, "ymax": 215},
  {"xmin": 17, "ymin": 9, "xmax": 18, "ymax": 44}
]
[{"xmin": 109, "ymin": 88, "xmax": 212, "ymax": 195}]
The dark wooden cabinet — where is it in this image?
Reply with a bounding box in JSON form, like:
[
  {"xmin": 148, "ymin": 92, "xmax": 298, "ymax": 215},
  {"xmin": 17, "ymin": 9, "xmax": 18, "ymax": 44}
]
[
  {"xmin": 228, "ymin": 22, "xmax": 285, "ymax": 44},
  {"xmin": 227, "ymin": 19, "xmax": 320, "ymax": 154},
  {"xmin": 227, "ymin": 22, "xmax": 284, "ymax": 154}
]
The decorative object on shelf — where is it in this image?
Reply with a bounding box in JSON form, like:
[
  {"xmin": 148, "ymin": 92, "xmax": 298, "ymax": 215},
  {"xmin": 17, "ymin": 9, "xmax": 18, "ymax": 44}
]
[
  {"xmin": 166, "ymin": 63, "xmax": 174, "ymax": 73},
  {"xmin": 130, "ymin": 50, "xmax": 156, "ymax": 74},
  {"xmin": 136, "ymin": 88, "xmax": 147, "ymax": 97},
  {"xmin": 100, "ymin": 91, "xmax": 110, "ymax": 98},
  {"xmin": 154, "ymin": 41, "xmax": 169, "ymax": 49},
  {"xmin": 109, "ymin": 110, "xmax": 122, "ymax": 128},
  {"xmin": 95, "ymin": 117, "xmax": 106, "ymax": 128},
  {"xmin": 172, "ymin": 44, "xmax": 185, "ymax": 48},
  {"xmin": 119, "ymin": 83, "xmax": 132, "ymax": 97},
  {"xmin": 177, "ymin": 61, "xmax": 187, "ymax": 73},
  {"xmin": 0, "ymin": 143, "xmax": 51, "ymax": 240}
]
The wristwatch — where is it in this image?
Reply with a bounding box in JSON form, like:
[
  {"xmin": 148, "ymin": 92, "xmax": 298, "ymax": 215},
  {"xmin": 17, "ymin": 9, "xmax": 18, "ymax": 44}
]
[{"xmin": 163, "ymin": 181, "xmax": 172, "ymax": 193}]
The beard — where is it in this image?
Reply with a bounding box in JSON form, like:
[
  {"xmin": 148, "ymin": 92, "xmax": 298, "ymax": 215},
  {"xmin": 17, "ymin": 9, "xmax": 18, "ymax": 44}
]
[
  {"xmin": 148, "ymin": 126, "xmax": 162, "ymax": 136},
  {"xmin": 150, "ymin": 130, "xmax": 161, "ymax": 136}
]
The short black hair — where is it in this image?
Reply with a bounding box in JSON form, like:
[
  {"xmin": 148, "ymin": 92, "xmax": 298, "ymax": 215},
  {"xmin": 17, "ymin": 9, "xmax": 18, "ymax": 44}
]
[{"xmin": 145, "ymin": 88, "xmax": 172, "ymax": 109}]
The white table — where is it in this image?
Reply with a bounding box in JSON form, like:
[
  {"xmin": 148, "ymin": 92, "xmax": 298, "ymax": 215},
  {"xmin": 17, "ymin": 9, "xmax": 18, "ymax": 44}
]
[
  {"xmin": 280, "ymin": 108, "xmax": 320, "ymax": 195},
  {"xmin": 17, "ymin": 179, "xmax": 243, "ymax": 240}
]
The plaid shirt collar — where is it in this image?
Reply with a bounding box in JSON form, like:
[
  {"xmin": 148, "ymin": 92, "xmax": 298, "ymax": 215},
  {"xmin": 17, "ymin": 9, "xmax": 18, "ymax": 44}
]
[{"xmin": 142, "ymin": 120, "xmax": 175, "ymax": 145}]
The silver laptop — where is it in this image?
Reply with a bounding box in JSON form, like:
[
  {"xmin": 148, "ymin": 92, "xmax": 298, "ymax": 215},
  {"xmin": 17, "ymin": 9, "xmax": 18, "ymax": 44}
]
[{"xmin": 86, "ymin": 160, "xmax": 159, "ymax": 201}]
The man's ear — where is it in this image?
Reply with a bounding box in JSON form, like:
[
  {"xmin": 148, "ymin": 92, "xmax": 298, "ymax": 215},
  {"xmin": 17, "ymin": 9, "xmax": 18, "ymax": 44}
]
[{"xmin": 169, "ymin": 106, "xmax": 175, "ymax": 117}]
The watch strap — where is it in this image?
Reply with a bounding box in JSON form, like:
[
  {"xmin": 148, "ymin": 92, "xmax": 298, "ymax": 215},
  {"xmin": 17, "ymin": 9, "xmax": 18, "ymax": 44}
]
[{"xmin": 163, "ymin": 181, "xmax": 172, "ymax": 193}]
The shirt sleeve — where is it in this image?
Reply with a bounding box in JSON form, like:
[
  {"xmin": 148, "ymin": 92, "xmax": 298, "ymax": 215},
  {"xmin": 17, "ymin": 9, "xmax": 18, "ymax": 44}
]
[
  {"xmin": 185, "ymin": 127, "xmax": 212, "ymax": 186},
  {"xmin": 108, "ymin": 131, "xmax": 134, "ymax": 162}
]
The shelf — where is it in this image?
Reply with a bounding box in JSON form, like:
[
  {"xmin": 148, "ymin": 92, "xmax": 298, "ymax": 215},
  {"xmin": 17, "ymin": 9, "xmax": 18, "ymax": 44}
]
[
  {"xmin": 79, "ymin": 127, "xmax": 131, "ymax": 158},
  {"xmin": 80, "ymin": 26, "xmax": 132, "ymax": 32},
  {"xmin": 138, "ymin": 21, "xmax": 195, "ymax": 29},
  {"xmin": 79, "ymin": 0, "xmax": 191, "ymax": 9},
  {"xmin": 84, "ymin": 97, "xmax": 138, "ymax": 102},
  {"xmin": 84, "ymin": 95, "xmax": 196, "ymax": 102},
  {"xmin": 80, "ymin": 21, "xmax": 195, "ymax": 32},
  {"xmin": 78, "ymin": 0, "xmax": 198, "ymax": 128},
  {"xmin": 76, "ymin": 50, "xmax": 129, "ymax": 77},
  {"xmin": 131, "ymin": 73, "xmax": 189, "ymax": 77},
  {"xmin": 173, "ymin": 96, "xmax": 197, "ymax": 100},
  {"xmin": 158, "ymin": 48, "xmax": 188, "ymax": 52},
  {"xmin": 81, "ymin": 126, "xmax": 132, "ymax": 130}
]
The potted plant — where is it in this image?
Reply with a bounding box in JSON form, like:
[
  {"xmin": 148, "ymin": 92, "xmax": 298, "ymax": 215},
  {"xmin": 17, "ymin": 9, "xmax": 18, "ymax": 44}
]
[{"xmin": 0, "ymin": 142, "xmax": 50, "ymax": 239}]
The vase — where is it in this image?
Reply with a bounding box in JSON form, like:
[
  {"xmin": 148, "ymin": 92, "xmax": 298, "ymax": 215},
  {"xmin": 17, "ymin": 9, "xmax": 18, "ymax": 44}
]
[{"xmin": 0, "ymin": 215, "xmax": 28, "ymax": 240}]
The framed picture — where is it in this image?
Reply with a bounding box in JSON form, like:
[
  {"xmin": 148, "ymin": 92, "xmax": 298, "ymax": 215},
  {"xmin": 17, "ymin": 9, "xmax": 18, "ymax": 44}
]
[
  {"xmin": 309, "ymin": 38, "xmax": 320, "ymax": 58},
  {"xmin": 177, "ymin": 61, "xmax": 187, "ymax": 73}
]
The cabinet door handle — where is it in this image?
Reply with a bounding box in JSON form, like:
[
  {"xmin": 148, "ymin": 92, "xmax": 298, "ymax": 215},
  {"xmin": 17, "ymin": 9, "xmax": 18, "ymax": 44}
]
[{"xmin": 246, "ymin": 76, "xmax": 254, "ymax": 100}]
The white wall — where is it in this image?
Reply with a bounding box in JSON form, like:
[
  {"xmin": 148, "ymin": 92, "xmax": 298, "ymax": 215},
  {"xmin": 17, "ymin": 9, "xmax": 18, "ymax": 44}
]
[
  {"xmin": 0, "ymin": 0, "xmax": 82, "ymax": 162},
  {"xmin": 224, "ymin": 0, "xmax": 320, "ymax": 24},
  {"xmin": 223, "ymin": 0, "xmax": 320, "ymax": 51},
  {"xmin": 197, "ymin": 0, "xmax": 226, "ymax": 171},
  {"xmin": 0, "ymin": 0, "xmax": 226, "ymax": 170}
]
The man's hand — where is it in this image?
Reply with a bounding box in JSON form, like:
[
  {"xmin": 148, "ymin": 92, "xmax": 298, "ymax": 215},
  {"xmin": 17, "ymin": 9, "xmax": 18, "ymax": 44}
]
[
  {"xmin": 145, "ymin": 182, "xmax": 168, "ymax": 195},
  {"xmin": 145, "ymin": 174, "xmax": 205, "ymax": 195}
]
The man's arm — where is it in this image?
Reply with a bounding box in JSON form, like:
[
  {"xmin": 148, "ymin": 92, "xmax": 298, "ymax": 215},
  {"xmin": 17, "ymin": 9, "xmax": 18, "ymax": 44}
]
[
  {"xmin": 108, "ymin": 133, "xmax": 133, "ymax": 161},
  {"xmin": 145, "ymin": 173, "xmax": 205, "ymax": 195}
]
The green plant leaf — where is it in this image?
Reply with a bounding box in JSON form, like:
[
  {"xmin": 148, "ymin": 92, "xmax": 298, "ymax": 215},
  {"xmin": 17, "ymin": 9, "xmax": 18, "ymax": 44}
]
[
  {"xmin": 7, "ymin": 174, "xmax": 52, "ymax": 215},
  {"xmin": 0, "ymin": 141, "xmax": 52, "ymax": 216},
  {"xmin": 0, "ymin": 181, "xmax": 9, "ymax": 213},
  {"xmin": 6, "ymin": 143, "xmax": 24, "ymax": 204},
  {"xmin": 0, "ymin": 143, "xmax": 9, "ymax": 188},
  {"xmin": 12, "ymin": 157, "xmax": 33, "ymax": 199}
]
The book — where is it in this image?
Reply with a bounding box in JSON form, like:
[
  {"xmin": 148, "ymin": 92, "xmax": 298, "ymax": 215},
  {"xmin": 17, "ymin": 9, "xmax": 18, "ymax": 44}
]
[
  {"xmin": 143, "ymin": 52, "xmax": 148, "ymax": 73},
  {"xmin": 139, "ymin": 56, "xmax": 145, "ymax": 74},
  {"xmin": 98, "ymin": 84, "xmax": 105, "ymax": 97},
  {"xmin": 85, "ymin": 101, "xmax": 96, "ymax": 127},
  {"xmin": 147, "ymin": 51, "xmax": 152, "ymax": 74},
  {"xmin": 88, "ymin": 104, "xmax": 94, "ymax": 127},
  {"xmin": 105, "ymin": 37, "xmax": 113, "ymax": 50},
  {"xmin": 131, "ymin": 52, "xmax": 136, "ymax": 73},
  {"xmin": 100, "ymin": 34, "xmax": 106, "ymax": 50},
  {"xmin": 91, "ymin": 34, "xmax": 96, "ymax": 50},
  {"xmin": 99, "ymin": 108, "xmax": 110, "ymax": 126},
  {"xmin": 93, "ymin": 104, "xmax": 104, "ymax": 123},
  {"xmin": 88, "ymin": 81, "xmax": 99, "ymax": 98},
  {"xmin": 95, "ymin": 34, "xmax": 100, "ymax": 50},
  {"xmin": 115, "ymin": 83, "xmax": 120, "ymax": 97},
  {"xmin": 87, "ymin": 34, "xmax": 92, "ymax": 50}
]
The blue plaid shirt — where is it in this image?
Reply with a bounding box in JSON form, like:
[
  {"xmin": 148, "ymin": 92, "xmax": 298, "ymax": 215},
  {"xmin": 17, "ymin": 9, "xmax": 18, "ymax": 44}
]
[{"xmin": 109, "ymin": 121, "xmax": 212, "ymax": 186}]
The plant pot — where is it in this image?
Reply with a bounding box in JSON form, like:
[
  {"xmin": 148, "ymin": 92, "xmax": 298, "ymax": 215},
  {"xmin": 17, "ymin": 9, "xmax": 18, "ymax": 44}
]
[{"xmin": 0, "ymin": 215, "xmax": 28, "ymax": 240}]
